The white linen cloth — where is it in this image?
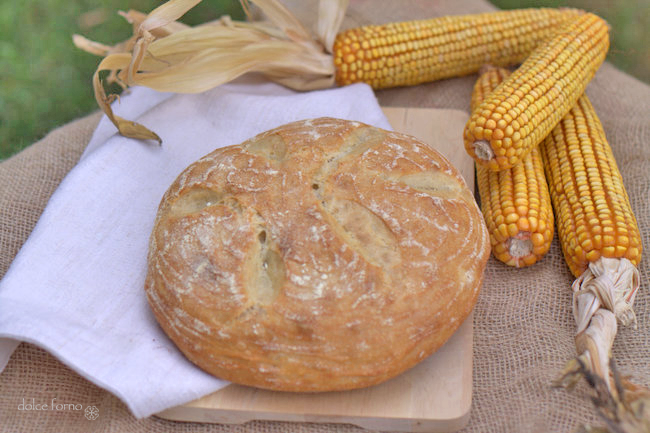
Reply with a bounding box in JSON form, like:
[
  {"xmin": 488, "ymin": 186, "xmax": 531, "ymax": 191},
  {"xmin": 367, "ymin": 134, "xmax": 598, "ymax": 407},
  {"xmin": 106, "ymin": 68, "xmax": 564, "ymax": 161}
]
[{"xmin": 0, "ymin": 78, "xmax": 391, "ymax": 418}]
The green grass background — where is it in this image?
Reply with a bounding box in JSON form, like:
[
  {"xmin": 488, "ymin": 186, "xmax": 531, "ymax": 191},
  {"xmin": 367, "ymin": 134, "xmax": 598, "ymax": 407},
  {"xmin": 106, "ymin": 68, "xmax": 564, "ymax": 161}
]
[{"xmin": 1, "ymin": 0, "xmax": 648, "ymax": 160}]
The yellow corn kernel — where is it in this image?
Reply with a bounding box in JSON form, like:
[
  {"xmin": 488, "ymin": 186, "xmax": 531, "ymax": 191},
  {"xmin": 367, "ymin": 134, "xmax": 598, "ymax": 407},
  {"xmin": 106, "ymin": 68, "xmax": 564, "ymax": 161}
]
[
  {"xmin": 465, "ymin": 12, "xmax": 609, "ymax": 171},
  {"xmin": 473, "ymin": 66, "xmax": 555, "ymax": 268},
  {"xmin": 539, "ymin": 95, "xmax": 642, "ymax": 277},
  {"xmin": 333, "ymin": 8, "xmax": 584, "ymax": 89}
]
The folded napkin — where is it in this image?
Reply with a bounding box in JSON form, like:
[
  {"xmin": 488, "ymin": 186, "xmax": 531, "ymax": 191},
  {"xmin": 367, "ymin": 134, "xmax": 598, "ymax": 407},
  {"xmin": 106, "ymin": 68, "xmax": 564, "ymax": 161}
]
[{"xmin": 0, "ymin": 78, "xmax": 391, "ymax": 418}]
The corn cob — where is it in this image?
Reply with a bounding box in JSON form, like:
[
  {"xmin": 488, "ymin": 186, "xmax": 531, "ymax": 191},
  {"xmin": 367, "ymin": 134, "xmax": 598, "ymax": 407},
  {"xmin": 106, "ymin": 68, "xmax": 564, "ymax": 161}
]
[
  {"xmin": 333, "ymin": 8, "xmax": 584, "ymax": 89},
  {"xmin": 469, "ymin": 66, "xmax": 512, "ymax": 114},
  {"xmin": 464, "ymin": 12, "xmax": 609, "ymax": 172},
  {"xmin": 542, "ymin": 95, "xmax": 645, "ymax": 411},
  {"xmin": 472, "ymin": 66, "xmax": 554, "ymax": 267},
  {"xmin": 76, "ymin": 1, "xmax": 587, "ymax": 142},
  {"xmin": 540, "ymin": 96, "xmax": 642, "ymax": 278}
]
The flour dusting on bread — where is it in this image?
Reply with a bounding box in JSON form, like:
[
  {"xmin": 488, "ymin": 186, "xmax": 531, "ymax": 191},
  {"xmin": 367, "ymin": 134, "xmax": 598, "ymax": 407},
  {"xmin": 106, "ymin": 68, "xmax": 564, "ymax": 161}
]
[{"xmin": 145, "ymin": 117, "xmax": 490, "ymax": 391}]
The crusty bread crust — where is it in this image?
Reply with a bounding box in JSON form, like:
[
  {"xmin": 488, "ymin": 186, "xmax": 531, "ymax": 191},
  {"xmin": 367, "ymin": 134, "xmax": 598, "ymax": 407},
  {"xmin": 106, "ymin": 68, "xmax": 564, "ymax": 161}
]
[{"xmin": 145, "ymin": 117, "xmax": 490, "ymax": 391}]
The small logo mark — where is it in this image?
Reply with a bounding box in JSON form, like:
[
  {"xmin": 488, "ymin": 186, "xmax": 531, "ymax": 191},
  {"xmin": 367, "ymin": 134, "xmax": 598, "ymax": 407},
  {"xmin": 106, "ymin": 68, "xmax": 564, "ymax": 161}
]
[{"xmin": 84, "ymin": 405, "xmax": 99, "ymax": 420}]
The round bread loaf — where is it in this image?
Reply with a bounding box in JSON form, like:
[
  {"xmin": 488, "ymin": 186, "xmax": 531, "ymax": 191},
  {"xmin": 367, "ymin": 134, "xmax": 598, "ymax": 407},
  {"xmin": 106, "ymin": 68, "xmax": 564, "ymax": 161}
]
[{"xmin": 145, "ymin": 117, "xmax": 490, "ymax": 391}]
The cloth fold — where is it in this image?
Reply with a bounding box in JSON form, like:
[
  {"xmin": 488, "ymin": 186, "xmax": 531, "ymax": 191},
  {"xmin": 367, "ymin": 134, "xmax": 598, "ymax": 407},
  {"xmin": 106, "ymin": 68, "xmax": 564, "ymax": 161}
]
[{"xmin": 0, "ymin": 79, "xmax": 391, "ymax": 418}]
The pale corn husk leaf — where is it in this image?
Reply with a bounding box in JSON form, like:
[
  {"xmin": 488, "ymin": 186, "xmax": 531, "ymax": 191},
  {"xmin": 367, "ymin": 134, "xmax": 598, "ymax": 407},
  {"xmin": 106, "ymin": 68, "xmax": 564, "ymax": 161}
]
[
  {"xmin": 119, "ymin": 9, "xmax": 191, "ymax": 38},
  {"xmin": 136, "ymin": 0, "xmax": 202, "ymax": 35},
  {"xmin": 76, "ymin": 0, "xmax": 347, "ymax": 142},
  {"xmin": 92, "ymin": 53, "xmax": 162, "ymax": 142},
  {"xmin": 241, "ymin": 0, "xmax": 313, "ymax": 46},
  {"xmin": 73, "ymin": 34, "xmax": 115, "ymax": 57},
  {"xmin": 317, "ymin": 0, "xmax": 349, "ymax": 52},
  {"xmin": 101, "ymin": 24, "xmax": 332, "ymax": 91}
]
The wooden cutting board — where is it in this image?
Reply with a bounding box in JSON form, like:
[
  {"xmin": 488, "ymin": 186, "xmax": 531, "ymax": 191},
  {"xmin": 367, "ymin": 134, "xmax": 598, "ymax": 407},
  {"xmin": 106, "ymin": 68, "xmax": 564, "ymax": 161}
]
[{"xmin": 156, "ymin": 107, "xmax": 475, "ymax": 433}]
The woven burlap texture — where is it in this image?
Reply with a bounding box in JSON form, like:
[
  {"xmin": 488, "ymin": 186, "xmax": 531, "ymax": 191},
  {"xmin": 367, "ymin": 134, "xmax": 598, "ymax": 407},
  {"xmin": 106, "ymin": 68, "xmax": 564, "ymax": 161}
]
[{"xmin": 1, "ymin": 1, "xmax": 648, "ymax": 432}]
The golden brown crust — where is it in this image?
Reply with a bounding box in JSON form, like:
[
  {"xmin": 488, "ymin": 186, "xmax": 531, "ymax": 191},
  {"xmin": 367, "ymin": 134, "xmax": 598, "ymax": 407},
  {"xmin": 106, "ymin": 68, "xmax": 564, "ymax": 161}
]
[{"xmin": 145, "ymin": 117, "xmax": 490, "ymax": 391}]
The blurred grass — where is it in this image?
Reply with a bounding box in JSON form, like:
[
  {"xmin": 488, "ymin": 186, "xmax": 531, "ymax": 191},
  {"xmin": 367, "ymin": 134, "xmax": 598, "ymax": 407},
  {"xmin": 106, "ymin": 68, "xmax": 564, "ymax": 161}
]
[
  {"xmin": 1, "ymin": 1, "xmax": 648, "ymax": 160},
  {"xmin": 0, "ymin": 0, "xmax": 243, "ymax": 160}
]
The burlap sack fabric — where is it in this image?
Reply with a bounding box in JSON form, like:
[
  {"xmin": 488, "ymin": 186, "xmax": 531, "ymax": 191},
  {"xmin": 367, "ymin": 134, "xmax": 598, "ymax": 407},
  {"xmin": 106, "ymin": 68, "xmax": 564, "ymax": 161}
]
[{"xmin": 1, "ymin": 0, "xmax": 648, "ymax": 431}]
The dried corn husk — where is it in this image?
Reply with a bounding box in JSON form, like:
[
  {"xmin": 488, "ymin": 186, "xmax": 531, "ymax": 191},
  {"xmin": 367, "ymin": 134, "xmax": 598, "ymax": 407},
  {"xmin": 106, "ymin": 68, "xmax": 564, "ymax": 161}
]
[
  {"xmin": 554, "ymin": 258, "xmax": 650, "ymax": 433},
  {"xmin": 74, "ymin": 0, "xmax": 348, "ymax": 142}
]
